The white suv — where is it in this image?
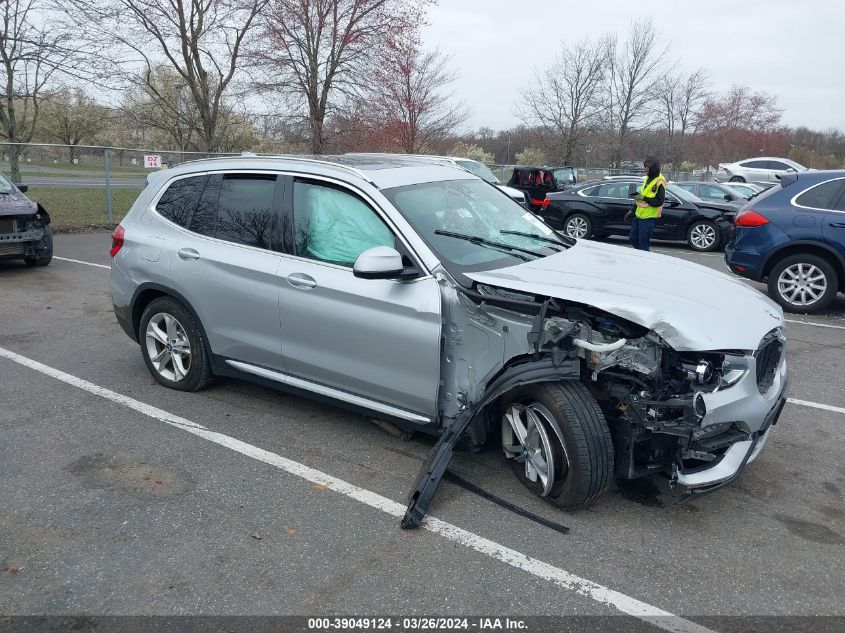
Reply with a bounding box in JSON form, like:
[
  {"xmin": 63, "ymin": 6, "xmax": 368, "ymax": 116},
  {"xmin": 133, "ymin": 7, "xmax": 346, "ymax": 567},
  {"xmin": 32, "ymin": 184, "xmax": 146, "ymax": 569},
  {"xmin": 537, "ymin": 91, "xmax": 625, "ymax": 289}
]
[{"xmin": 110, "ymin": 154, "xmax": 788, "ymax": 527}]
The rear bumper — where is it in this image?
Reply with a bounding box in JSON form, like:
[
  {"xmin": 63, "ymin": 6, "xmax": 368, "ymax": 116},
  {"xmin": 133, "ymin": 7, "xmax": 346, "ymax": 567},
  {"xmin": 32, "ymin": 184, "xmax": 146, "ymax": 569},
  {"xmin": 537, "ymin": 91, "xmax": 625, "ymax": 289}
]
[{"xmin": 724, "ymin": 242, "xmax": 764, "ymax": 281}]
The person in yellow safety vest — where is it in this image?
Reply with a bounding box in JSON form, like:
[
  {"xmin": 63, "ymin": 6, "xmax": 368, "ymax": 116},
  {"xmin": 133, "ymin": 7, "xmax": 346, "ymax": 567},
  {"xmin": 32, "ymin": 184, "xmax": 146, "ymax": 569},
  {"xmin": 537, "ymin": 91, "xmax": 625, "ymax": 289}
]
[{"xmin": 628, "ymin": 156, "xmax": 666, "ymax": 251}]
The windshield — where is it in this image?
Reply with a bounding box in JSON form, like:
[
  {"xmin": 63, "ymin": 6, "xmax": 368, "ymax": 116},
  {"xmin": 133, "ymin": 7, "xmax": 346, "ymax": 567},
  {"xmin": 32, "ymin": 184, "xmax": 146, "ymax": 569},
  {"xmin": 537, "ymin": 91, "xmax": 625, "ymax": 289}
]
[
  {"xmin": 382, "ymin": 179, "xmax": 567, "ymax": 277},
  {"xmin": 0, "ymin": 173, "xmax": 14, "ymax": 193},
  {"xmin": 455, "ymin": 159, "xmax": 500, "ymax": 184}
]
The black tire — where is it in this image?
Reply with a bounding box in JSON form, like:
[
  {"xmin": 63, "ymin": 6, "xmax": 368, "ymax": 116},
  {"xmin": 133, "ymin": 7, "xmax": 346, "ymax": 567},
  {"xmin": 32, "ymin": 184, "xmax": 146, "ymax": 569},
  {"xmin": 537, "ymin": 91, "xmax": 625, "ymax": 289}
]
[
  {"xmin": 563, "ymin": 213, "xmax": 593, "ymax": 239},
  {"xmin": 139, "ymin": 296, "xmax": 214, "ymax": 392},
  {"xmin": 729, "ymin": 176, "xmax": 746, "ymax": 183},
  {"xmin": 502, "ymin": 382, "xmax": 613, "ymax": 510},
  {"xmin": 24, "ymin": 225, "xmax": 53, "ymax": 266},
  {"xmin": 686, "ymin": 219, "xmax": 721, "ymax": 252},
  {"xmin": 767, "ymin": 253, "xmax": 838, "ymax": 314}
]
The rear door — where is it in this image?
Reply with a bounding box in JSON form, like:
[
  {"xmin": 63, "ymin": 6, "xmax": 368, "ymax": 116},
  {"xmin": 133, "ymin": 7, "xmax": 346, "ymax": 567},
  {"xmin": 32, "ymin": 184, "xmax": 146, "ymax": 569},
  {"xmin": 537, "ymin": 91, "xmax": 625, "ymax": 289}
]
[
  {"xmin": 739, "ymin": 160, "xmax": 771, "ymax": 185},
  {"xmin": 168, "ymin": 172, "xmax": 286, "ymax": 371},
  {"xmin": 275, "ymin": 176, "xmax": 442, "ymax": 420},
  {"xmin": 593, "ymin": 182, "xmax": 634, "ymax": 232},
  {"xmin": 809, "ymin": 178, "xmax": 845, "ymax": 262}
]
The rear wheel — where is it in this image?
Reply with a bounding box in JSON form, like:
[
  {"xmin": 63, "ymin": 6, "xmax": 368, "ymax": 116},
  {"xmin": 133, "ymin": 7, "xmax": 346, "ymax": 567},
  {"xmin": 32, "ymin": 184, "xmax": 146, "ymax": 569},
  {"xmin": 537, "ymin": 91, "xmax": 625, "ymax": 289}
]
[
  {"xmin": 563, "ymin": 213, "xmax": 592, "ymax": 239},
  {"xmin": 686, "ymin": 219, "xmax": 720, "ymax": 252},
  {"xmin": 139, "ymin": 297, "xmax": 214, "ymax": 391},
  {"xmin": 768, "ymin": 254, "xmax": 838, "ymax": 313},
  {"xmin": 501, "ymin": 382, "xmax": 613, "ymax": 510},
  {"xmin": 729, "ymin": 176, "xmax": 746, "ymax": 183}
]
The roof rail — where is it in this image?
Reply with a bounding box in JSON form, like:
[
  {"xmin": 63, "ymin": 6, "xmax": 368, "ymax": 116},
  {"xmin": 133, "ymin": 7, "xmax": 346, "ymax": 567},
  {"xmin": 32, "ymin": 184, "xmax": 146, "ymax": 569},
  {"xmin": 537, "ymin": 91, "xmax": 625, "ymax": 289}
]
[{"xmin": 173, "ymin": 153, "xmax": 376, "ymax": 185}]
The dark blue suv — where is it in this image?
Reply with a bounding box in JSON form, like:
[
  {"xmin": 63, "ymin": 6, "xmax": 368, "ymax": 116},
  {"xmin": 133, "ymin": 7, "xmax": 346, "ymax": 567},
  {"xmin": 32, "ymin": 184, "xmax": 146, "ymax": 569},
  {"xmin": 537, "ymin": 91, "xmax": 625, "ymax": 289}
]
[{"xmin": 725, "ymin": 170, "xmax": 845, "ymax": 313}]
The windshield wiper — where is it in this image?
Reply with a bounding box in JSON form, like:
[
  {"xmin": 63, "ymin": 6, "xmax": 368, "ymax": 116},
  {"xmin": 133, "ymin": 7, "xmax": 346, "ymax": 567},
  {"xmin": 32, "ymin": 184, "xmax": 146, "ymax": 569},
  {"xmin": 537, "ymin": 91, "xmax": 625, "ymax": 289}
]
[
  {"xmin": 433, "ymin": 230, "xmax": 545, "ymax": 259},
  {"xmin": 499, "ymin": 230, "xmax": 568, "ymax": 250}
]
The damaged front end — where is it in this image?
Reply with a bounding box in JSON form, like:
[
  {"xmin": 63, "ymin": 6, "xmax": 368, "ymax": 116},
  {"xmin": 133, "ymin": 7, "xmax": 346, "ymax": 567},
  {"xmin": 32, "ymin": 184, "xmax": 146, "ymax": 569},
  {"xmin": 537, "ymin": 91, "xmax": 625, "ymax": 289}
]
[
  {"xmin": 0, "ymin": 208, "xmax": 52, "ymax": 261},
  {"xmin": 403, "ymin": 274, "xmax": 788, "ymax": 528}
]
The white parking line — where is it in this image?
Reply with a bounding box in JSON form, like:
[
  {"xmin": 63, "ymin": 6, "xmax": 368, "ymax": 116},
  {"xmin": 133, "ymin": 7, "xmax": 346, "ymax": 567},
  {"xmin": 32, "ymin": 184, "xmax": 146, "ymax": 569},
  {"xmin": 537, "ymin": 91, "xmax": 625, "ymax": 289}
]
[
  {"xmin": 0, "ymin": 345, "xmax": 715, "ymax": 633},
  {"xmin": 54, "ymin": 256, "xmax": 110, "ymax": 270},
  {"xmin": 784, "ymin": 319, "xmax": 845, "ymax": 331},
  {"xmin": 787, "ymin": 398, "xmax": 845, "ymax": 415}
]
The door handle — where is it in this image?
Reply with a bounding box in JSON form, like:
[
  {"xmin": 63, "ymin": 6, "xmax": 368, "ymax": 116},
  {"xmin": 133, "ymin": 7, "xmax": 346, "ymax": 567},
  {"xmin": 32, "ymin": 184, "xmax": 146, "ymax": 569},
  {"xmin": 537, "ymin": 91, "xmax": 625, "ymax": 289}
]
[
  {"xmin": 286, "ymin": 273, "xmax": 317, "ymax": 289},
  {"xmin": 829, "ymin": 222, "xmax": 845, "ymax": 229},
  {"xmin": 177, "ymin": 248, "xmax": 200, "ymax": 261}
]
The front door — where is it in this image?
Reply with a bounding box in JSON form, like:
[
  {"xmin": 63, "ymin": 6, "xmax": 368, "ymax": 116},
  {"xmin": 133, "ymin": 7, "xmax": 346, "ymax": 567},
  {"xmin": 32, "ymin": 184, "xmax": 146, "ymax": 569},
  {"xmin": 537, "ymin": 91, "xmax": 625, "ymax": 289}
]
[{"xmin": 276, "ymin": 177, "xmax": 442, "ymax": 420}]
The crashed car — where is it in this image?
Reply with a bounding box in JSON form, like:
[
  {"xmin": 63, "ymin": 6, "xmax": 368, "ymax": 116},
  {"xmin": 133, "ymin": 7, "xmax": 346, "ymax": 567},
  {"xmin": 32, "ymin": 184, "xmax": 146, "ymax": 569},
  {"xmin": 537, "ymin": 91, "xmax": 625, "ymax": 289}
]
[
  {"xmin": 0, "ymin": 173, "xmax": 52, "ymax": 266},
  {"xmin": 110, "ymin": 155, "xmax": 788, "ymax": 528}
]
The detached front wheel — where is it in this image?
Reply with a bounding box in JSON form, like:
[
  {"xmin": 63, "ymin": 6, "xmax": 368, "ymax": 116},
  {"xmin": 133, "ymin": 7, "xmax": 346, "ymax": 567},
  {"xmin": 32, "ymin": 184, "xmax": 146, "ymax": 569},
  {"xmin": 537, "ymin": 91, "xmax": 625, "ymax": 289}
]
[{"xmin": 501, "ymin": 382, "xmax": 613, "ymax": 510}]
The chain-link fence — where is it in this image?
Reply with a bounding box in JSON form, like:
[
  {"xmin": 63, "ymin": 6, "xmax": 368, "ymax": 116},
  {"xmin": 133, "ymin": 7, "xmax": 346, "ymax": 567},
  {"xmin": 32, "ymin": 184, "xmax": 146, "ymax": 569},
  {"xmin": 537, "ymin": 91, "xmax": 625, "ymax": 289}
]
[
  {"xmin": 0, "ymin": 143, "xmax": 237, "ymax": 231},
  {"xmin": 0, "ymin": 143, "xmax": 717, "ymax": 231}
]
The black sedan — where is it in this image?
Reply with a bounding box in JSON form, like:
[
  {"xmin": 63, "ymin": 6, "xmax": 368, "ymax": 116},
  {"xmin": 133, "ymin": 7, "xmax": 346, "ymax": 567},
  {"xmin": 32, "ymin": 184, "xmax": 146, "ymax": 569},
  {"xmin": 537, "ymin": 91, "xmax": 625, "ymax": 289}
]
[{"xmin": 540, "ymin": 179, "xmax": 735, "ymax": 252}]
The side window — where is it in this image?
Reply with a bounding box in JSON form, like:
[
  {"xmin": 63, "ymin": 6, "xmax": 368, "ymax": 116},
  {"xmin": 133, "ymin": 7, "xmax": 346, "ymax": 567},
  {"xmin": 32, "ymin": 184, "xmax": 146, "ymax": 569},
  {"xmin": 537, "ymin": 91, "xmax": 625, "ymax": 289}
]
[
  {"xmin": 743, "ymin": 160, "xmax": 769, "ymax": 169},
  {"xmin": 216, "ymin": 174, "xmax": 280, "ymax": 249},
  {"xmin": 579, "ymin": 185, "xmax": 600, "ymax": 197},
  {"xmin": 699, "ymin": 184, "xmax": 725, "ymax": 200},
  {"xmin": 293, "ymin": 180, "xmax": 395, "ymax": 267},
  {"xmin": 156, "ymin": 175, "xmax": 207, "ymax": 227},
  {"xmin": 676, "ymin": 183, "xmax": 696, "ymax": 194},
  {"xmin": 597, "ymin": 183, "xmax": 627, "ymax": 198},
  {"xmin": 795, "ymin": 180, "xmax": 845, "ymax": 210},
  {"xmin": 767, "ymin": 161, "xmax": 790, "ymax": 170},
  {"xmin": 189, "ymin": 174, "xmax": 221, "ymax": 237}
]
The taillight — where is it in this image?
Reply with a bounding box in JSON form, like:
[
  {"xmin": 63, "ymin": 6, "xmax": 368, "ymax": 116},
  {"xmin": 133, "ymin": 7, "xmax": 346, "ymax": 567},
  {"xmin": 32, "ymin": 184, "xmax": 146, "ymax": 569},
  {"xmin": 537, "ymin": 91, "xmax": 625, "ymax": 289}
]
[
  {"xmin": 735, "ymin": 209, "xmax": 769, "ymax": 227},
  {"xmin": 110, "ymin": 224, "xmax": 125, "ymax": 257},
  {"xmin": 531, "ymin": 198, "xmax": 550, "ymax": 208}
]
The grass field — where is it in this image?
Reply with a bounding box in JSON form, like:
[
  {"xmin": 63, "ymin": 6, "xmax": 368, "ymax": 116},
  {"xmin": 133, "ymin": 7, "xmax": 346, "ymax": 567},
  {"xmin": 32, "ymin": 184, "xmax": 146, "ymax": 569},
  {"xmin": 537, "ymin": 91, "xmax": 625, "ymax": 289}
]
[{"xmin": 27, "ymin": 186, "xmax": 141, "ymax": 230}]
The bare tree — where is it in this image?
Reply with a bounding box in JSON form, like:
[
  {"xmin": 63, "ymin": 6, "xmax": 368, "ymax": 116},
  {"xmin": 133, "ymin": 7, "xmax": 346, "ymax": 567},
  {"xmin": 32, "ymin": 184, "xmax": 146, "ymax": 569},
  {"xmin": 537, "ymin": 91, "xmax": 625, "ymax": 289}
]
[
  {"xmin": 0, "ymin": 0, "xmax": 72, "ymax": 181},
  {"xmin": 67, "ymin": 0, "xmax": 267, "ymax": 152},
  {"xmin": 254, "ymin": 0, "xmax": 430, "ymax": 154},
  {"xmin": 39, "ymin": 88, "xmax": 106, "ymax": 161},
  {"xmin": 517, "ymin": 36, "xmax": 610, "ymax": 165},
  {"xmin": 654, "ymin": 68, "xmax": 709, "ymax": 166},
  {"xmin": 604, "ymin": 19, "xmax": 669, "ymax": 166},
  {"xmin": 358, "ymin": 37, "xmax": 470, "ymax": 154}
]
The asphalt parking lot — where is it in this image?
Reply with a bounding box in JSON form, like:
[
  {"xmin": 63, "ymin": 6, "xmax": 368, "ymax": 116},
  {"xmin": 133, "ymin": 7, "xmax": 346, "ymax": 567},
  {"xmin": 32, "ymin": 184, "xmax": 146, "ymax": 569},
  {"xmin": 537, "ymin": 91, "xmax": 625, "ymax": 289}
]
[{"xmin": 1, "ymin": 232, "xmax": 843, "ymax": 632}]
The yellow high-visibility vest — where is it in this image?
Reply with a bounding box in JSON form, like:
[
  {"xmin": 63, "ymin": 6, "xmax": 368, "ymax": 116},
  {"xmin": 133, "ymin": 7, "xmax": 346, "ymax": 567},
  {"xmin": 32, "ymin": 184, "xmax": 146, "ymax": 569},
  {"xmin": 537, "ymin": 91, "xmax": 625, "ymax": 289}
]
[{"xmin": 636, "ymin": 173, "xmax": 667, "ymax": 220}]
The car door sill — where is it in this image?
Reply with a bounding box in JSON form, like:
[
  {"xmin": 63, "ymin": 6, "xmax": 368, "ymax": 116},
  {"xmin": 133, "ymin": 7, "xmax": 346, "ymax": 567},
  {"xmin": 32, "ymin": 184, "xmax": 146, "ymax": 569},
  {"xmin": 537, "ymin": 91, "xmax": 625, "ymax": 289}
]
[{"xmin": 225, "ymin": 359, "xmax": 432, "ymax": 424}]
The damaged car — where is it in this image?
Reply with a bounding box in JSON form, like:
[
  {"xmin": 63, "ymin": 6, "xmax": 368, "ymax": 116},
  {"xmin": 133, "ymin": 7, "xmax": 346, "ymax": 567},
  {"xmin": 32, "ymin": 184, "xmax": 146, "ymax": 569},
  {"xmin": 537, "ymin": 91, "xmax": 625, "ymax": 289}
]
[
  {"xmin": 110, "ymin": 155, "xmax": 788, "ymax": 528},
  {"xmin": 0, "ymin": 173, "xmax": 52, "ymax": 266}
]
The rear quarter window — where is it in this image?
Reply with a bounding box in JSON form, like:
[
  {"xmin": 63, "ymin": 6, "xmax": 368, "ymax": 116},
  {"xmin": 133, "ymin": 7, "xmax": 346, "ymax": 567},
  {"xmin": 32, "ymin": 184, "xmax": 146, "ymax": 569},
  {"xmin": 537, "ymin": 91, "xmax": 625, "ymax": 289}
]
[
  {"xmin": 155, "ymin": 175, "xmax": 208, "ymax": 227},
  {"xmin": 795, "ymin": 179, "xmax": 845, "ymax": 210}
]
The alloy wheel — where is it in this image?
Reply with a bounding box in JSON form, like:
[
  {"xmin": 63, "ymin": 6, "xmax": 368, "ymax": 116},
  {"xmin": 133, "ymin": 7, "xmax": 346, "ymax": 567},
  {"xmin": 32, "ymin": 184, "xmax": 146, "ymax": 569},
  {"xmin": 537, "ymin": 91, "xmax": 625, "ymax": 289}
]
[
  {"xmin": 565, "ymin": 216, "xmax": 589, "ymax": 239},
  {"xmin": 502, "ymin": 402, "xmax": 566, "ymax": 496},
  {"xmin": 777, "ymin": 263, "xmax": 827, "ymax": 307},
  {"xmin": 145, "ymin": 312, "xmax": 192, "ymax": 382},
  {"xmin": 690, "ymin": 223, "xmax": 717, "ymax": 250}
]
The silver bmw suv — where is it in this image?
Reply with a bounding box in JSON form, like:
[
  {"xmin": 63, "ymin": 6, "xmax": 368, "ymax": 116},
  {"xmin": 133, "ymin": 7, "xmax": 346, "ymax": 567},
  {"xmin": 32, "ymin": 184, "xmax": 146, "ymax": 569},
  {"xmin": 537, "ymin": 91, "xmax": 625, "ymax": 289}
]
[{"xmin": 111, "ymin": 154, "xmax": 788, "ymax": 526}]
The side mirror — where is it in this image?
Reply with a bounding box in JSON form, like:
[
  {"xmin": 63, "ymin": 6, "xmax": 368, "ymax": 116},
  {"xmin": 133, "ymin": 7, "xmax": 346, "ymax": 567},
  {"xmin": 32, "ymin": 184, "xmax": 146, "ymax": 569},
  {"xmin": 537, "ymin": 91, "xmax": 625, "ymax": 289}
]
[
  {"xmin": 786, "ymin": 167, "xmax": 797, "ymax": 173},
  {"xmin": 353, "ymin": 246, "xmax": 412, "ymax": 280},
  {"xmin": 723, "ymin": 193, "xmax": 734, "ymax": 201},
  {"xmin": 666, "ymin": 198, "xmax": 681, "ymax": 208},
  {"xmin": 627, "ymin": 184, "xmax": 639, "ymax": 196},
  {"xmin": 16, "ymin": 184, "xmax": 28, "ymax": 193}
]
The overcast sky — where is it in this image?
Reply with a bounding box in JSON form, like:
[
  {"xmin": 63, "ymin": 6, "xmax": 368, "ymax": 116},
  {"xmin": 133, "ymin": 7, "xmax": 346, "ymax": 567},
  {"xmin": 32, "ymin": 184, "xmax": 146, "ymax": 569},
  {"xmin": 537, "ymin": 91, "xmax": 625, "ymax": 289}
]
[{"xmin": 421, "ymin": 0, "xmax": 845, "ymax": 133}]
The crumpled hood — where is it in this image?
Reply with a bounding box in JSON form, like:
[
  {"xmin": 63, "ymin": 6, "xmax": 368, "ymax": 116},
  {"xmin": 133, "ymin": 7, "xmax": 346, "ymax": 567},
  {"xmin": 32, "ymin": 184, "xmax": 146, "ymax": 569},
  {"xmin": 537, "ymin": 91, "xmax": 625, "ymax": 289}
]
[
  {"xmin": 0, "ymin": 191, "xmax": 37, "ymax": 216},
  {"xmin": 466, "ymin": 239, "xmax": 783, "ymax": 351}
]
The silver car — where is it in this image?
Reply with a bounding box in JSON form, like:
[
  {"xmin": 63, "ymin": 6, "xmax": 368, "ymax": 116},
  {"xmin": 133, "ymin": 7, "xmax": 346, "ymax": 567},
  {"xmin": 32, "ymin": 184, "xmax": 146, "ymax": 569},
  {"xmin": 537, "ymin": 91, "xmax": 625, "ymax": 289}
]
[
  {"xmin": 714, "ymin": 157, "xmax": 807, "ymax": 185},
  {"xmin": 111, "ymin": 155, "xmax": 788, "ymax": 526}
]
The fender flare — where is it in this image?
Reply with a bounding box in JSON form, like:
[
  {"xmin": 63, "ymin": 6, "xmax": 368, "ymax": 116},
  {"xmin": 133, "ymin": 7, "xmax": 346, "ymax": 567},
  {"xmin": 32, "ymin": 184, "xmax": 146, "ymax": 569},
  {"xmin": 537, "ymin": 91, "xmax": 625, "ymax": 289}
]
[{"xmin": 760, "ymin": 240, "xmax": 845, "ymax": 280}]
